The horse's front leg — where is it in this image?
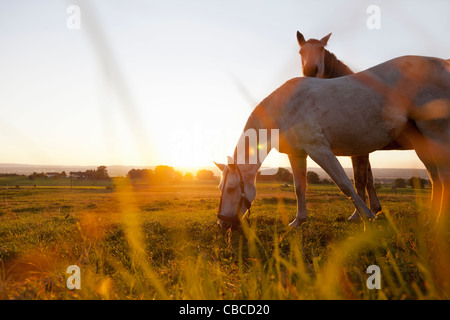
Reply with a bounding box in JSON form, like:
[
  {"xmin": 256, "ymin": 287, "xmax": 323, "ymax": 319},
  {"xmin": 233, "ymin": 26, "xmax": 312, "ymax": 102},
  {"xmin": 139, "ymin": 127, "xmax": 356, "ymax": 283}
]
[
  {"xmin": 306, "ymin": 145, "xmax": 376, "ymax": 224},
  {"xmin": 288, "ymin": 153, "xmax": 308, "ymax": 228}
]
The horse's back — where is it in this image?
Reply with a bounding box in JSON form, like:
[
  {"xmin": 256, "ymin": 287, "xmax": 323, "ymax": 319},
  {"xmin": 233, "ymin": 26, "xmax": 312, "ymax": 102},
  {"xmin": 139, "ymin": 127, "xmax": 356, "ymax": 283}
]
[
  {"xmin": 365, "ymin": 55, "xmax": 450, "ymax": 84},
  {"xmin": 249, "ymin": 55, "xmax": 450, "ymax": 155}
]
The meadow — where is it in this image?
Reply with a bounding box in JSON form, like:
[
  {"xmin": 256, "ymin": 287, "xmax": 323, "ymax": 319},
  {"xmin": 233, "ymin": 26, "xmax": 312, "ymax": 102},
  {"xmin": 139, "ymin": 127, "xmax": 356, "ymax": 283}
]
[{"xmin": 0, "ymin": 178, "xmax": 448, "ymax": 300}]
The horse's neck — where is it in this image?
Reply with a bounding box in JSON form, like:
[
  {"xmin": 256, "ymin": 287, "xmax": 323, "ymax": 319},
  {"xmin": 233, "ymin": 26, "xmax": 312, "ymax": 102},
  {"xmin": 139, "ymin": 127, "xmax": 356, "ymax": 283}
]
[
  {"xmin": 232, "ymin": 129, "xmax": 270, "ymax": 182},
  {"xmin": 238, "ymin": 163, "xmax": 262, "ymax": 182},
  {"xmin": 232, "ymin": 151, "xmax": 263, "ymax": 182},
  {"xmin": 322, "ymin": 50, "xmax": 353, "ymax": 78}
]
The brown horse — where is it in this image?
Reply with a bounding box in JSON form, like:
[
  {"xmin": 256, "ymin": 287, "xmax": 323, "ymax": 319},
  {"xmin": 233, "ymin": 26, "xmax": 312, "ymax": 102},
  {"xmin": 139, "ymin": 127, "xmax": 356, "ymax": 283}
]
[
  {"xmin": 296, "ymin": 31, "xmax": 353, "ymax": 78},
  {"xmin": 297, "ymin": 31, "xmax": 390, "ymax": 221}
]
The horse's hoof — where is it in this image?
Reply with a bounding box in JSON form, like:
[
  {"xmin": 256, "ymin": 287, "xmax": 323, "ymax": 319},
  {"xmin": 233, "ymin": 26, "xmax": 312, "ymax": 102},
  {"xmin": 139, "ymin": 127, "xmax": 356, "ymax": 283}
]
[
  {"xmin": 375, "ymin": 211, "xmax": 385, "ymax": 220},
  {"xmin": 348, "ymin": 212, "xmax": 362, "ymax": 223},
  {"xmin": 289, "ymin": 217, "xmax": 307, "ymax": 228},
  {"xmin": 348, "ymin": 210, "xmax": 377, "ymax": 222}
]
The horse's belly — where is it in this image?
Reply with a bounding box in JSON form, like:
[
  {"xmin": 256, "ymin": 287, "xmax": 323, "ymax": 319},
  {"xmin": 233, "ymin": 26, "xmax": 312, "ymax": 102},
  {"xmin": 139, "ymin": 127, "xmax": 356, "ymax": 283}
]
[
  {"xmin": 330, "ymin": 135, "xmax": 392, "ymax": 156},
  {"xmin": 321, "ymin": 103, "xmax": 407, "ymax": 156}
]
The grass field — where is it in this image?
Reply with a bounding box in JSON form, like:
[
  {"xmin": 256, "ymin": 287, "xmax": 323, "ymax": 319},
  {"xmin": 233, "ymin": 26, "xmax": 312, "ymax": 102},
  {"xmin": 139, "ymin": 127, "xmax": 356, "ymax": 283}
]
[
  {"xmin": 0, "ymin": 179, "xmax": 449, "ymax": 300},
  {"xmin": 0, "ymin": 176, "xmax": 113, "ymax": 187}
]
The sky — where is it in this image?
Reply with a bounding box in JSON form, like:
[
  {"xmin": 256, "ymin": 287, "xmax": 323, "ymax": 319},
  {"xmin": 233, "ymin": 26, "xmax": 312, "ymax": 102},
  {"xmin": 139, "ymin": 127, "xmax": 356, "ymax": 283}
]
[{"xmin": 0, "ymin": 0, "xmax": 449, "ymax": 170}]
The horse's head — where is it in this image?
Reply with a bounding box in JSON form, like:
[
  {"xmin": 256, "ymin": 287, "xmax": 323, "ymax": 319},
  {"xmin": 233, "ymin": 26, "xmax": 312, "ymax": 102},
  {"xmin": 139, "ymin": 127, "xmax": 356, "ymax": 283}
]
[
  {"xmin": 296, "ymin": 31, "xmax": 332, "ymax": 77},
  {"xmin": 214, "ymin": 158, "xmax": 256, "ymax": 230}
]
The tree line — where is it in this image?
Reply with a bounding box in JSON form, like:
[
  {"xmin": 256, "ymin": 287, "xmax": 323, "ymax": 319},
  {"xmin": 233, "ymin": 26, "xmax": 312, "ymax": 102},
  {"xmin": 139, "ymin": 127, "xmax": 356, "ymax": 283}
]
[
  {"xmin": 393, "ymin": 177, "xmax": 430, "ymax": 189},
  {"xmin": 127, "ymin": 166, "xmax": 217, "ymax": 184},
  {"xmin": 257, "ymin": 168, "xmax": 430, "ymax": 189},
  {"xmin": 15, "ymin": 164, "xmax": 430, "ymax": 189},
  {"xmin": 28, "ymin": 166, "xmax": 110, "ymax": 180},
  {"xmin": 256, "ymin": 169, "xmax": 333, "ymax": 185},
  {"xmin": 126, "ymin": 166, "xmax": 326, "ymax": 185}
]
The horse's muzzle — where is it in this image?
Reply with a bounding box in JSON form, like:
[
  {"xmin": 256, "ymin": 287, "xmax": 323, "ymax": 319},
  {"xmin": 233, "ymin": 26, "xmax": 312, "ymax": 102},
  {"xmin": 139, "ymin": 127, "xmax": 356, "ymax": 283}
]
[
  {"xmin": 218, "ymin": 219, "xmax": 234, "ymax": 230},
  {"xmin": 217, "ymin": 215, "xmax": 241, "ymax": 230},
  {"xmin": 303, "ymin": 66, "xmax": 318, "ymax": 77}
]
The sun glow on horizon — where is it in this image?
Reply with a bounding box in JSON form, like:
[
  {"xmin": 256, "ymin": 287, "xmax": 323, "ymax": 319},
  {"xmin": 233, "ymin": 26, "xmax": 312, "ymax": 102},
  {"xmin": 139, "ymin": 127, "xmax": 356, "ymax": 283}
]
[{"xmin": 0, "ymin": 1, "xmax": 447, "ymax": 170}]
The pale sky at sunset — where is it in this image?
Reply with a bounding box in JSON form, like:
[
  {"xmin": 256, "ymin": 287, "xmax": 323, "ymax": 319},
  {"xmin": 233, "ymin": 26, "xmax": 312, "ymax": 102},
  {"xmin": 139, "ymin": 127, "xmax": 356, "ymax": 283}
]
[{"xmin": 0, "ymin": 0, "xmax": 449, "ymax": 170}]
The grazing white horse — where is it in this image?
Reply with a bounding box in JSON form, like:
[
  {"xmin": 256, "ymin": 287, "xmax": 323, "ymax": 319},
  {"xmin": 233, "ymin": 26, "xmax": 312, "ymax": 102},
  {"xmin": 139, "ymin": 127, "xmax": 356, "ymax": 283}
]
[{"xmin": 215, "ymin": 55, "xmax": 450, "ymax": 230}]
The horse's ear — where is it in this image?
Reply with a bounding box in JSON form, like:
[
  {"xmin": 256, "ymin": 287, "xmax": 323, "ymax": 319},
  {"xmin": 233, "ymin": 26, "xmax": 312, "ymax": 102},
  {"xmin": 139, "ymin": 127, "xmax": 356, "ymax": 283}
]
[
  {"xmin": 227, "ymin": 156, "xmax": 235, "ymax": 165},
  {"xmin": 214, "ymin": 161, "xmax": 225, "ymax": 171},
  {"xmin": 296, "ymin": 31, "xmax": 306, "ymax": 47},
  {"xmin": 320, "ymin": 33, "xmax": 332, "ymax": 46}
]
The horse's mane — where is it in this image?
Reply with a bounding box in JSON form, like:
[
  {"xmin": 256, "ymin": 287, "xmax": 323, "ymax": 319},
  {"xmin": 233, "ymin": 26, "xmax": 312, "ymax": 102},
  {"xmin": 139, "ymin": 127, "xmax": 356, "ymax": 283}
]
[{"xmin": 322, "ymin": 49, "xmax": 354, "ymax": 78}]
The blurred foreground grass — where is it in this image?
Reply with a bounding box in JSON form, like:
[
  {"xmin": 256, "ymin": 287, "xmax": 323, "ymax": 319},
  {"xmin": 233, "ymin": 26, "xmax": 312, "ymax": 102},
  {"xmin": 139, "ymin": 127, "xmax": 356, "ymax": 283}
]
[{"xmin": 0, "ymin": 180, "xmax": 448, "ymax": 299}]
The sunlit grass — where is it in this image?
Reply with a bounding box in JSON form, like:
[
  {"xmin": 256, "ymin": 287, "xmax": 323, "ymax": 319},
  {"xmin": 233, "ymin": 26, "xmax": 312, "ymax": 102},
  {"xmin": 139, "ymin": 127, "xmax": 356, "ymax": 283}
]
[{"xmin": 0, "ymin": 181, "xmax": 448, "ymax": 299}]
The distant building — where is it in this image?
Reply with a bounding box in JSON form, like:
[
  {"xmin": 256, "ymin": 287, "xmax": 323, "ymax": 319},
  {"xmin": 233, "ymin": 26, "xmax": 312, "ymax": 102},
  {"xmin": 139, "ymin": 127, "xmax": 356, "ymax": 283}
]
[
  {"xmin": 70, "ymin": 171, "xmax": 88, "ymax": 179},
  {"xmin": 45, "ymin": 172, "xmax": 59, "ymax": 178}
]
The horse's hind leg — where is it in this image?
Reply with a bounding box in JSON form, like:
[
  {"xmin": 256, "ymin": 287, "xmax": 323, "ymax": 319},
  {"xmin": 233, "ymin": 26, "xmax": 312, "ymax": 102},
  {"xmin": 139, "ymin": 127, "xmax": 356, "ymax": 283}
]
[
  {"xmin": 437, "ymin": 167, "xmax": 450, "ymax": 227},
  {"xmin": 425, "ymin": 148, "xmax": 450, "ymax": 227},
  {"xmin": 366, "ymin": 162, "xmax": 382, "ymax": 214},
  {"xmin": 439, "ymin": 168, "xmax": 450, "ymax": 227},
  {"xmin": 415, "ymin": 150, "xmax": 442, "ymax": 224},
  {"xmin": 306, "ymin": 146, "xmax": 376, "ymax": 223},
  {"xmin": 428, "ymin": 144, "xmax": 450, "ymax": 225},
  {"xmin": 407, "ymin": 126, "xmax": 446, "ymax": 224}
]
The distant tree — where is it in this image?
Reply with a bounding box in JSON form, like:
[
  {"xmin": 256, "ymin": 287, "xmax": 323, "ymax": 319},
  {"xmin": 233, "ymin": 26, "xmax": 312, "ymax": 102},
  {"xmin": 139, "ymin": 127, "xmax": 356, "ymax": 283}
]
[
  {"xmin": 407, "ymin": 176, "xmax": 428, "ymax": 189},
  {"xmin": 154, "ymin": 165, "xmax": 180, "ymax": 184},
  {"xmin": 394, "ymin": 178, "xmax": 407, "ymax": 188},
  {"xmin": 127, "ymin": 169, "xmax": 154, "ymax": 180},
  {"xmin": 173, "ymin": 171, "xmax": 183, "ymax": 183},
  {"xmin": 322, "ymin": 178, "xmax": 333, "ymax": 185},
  {"xmin": 28, "ymin": 172, "xmax": 46, "ymax": 180},
  {"xmin": 256, "ymin": 168, "xmax": 293, "ymax": 182},
  {"xmin": 276, "ymin": 168, "xmax": 293, "ymax": 182},
  {"xmin": 95, "ymin": 166, "xmax": 110, "ymax": 180},
  {"xmin": 127, "ymin": 169, "xmax": 138, "ymax": 179},
  {"xmin": 184, "ymin": 172, "xmax": 194, "ymax": 182},
  {"xmin": 84, "ymin": 169, "xmax": 94, "ymax": 179},
  {"xmin": 196, "ymin": 169, "xmax": 216, "ymax": 181},
  {"xmin": 69, "ymin": 166, "xmax": 110, "ymax": 180},
  {"xmin": 307, "ymin": 171, "xmax": 321, "ymax": 184},
  {"xmin": 127, "ymin": 166, "xmax": 183, "ymax": 184}
]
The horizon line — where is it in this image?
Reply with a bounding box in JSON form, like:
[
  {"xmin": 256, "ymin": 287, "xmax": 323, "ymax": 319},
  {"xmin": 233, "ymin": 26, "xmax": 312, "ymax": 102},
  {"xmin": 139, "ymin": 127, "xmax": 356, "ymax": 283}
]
[{"xmin": 0, "ymin": 162, "xmax": 428, "ymax": 171}]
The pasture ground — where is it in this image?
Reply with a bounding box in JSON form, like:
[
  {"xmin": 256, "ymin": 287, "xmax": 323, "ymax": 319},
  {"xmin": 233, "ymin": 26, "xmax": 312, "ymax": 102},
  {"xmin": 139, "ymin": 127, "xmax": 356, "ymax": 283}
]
[{"xmin": 0, "ymin": 179, "xmax": 449, "ymax": 300}]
